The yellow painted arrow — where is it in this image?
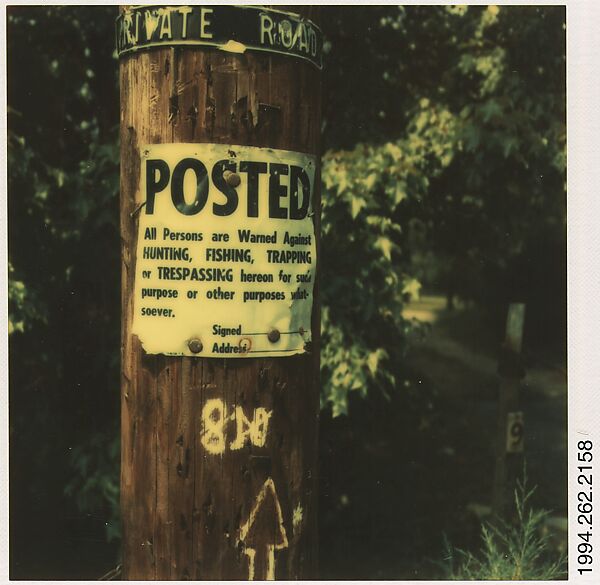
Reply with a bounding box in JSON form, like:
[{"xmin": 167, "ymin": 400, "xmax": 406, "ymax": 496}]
[{"xmin": 239, "ymin": 478, "xmax": 289, "ymax": 580}]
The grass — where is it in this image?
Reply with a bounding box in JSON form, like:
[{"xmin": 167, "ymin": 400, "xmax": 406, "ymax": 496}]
[{"xmin": 442, "ymin": 477, "xmax": 567, "ymax": 580}]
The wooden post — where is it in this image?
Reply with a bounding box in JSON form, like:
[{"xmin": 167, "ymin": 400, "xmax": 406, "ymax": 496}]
[
  {"xmin": 118, "ymin": 6, "xmax": 322, "ymax": 580},
  {"xmin": 492, "ymin": 303, "xmax": 526, "ymax": 519}
]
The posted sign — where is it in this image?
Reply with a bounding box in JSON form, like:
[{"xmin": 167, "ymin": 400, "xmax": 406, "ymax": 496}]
[{"xmin": 132, "ymin": 143, "xmax": 317, "ymax": 358}]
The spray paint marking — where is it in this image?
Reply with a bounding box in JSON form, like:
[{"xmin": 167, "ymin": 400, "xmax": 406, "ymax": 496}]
[
  {"xmin": 200, "ymin": 398, "xmax": 227, "ymax": 454},
  {"xmin": 239, "ymin": 478, "xmax": 288, "ymax": 580},
  {"xmin": 230, "ymin": 406, "xmax": 271, "ymax": 450},
  {"xmin": 244, "ymin": 548, "xmax": 257, "ymax": 580},
  {"xmin": 292, "ymin": 504, "xmax": 304, "ymax": 534},
  {"xmin": 200, "ymin": 399, "xmax": 272, "ymax": 454}
]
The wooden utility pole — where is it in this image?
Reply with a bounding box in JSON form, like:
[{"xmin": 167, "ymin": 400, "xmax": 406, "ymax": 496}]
[
  {"xmin": 492, "ymin": 303, "xmax": 526, "ymax": 519},
  {"xmin": 118, "ymin": 6, "xmax": 322, "ymax": 580}
]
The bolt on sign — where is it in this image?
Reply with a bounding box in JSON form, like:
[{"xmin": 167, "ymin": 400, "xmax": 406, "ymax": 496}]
[
  {"xmin": 116, "ymin": 5, "xmax": 323, "ymax": 69},
  {"xmin": 132, "ymin": 144, "xmax": 317, "ymax": 358}
]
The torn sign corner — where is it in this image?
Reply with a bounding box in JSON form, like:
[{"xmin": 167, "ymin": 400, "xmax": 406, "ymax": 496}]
[{"xmin": 219, "ymin": 40, "xmax": 247, "ymax": 55}]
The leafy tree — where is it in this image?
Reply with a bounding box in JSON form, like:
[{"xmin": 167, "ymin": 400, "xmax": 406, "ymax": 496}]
[
  {"xmin": 321, "ymin": 5, "xmax": 566, "ymax": 359},
  {"xmin": 8, "ymin": 6, "xmax": 122, "ymax": 571},
  {"xmin": 319, "ymin": 101, "xmax": 457, "ymax": 414}
]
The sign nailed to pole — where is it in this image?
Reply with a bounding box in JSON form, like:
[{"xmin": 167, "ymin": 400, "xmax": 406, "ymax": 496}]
[
  {"xmin": 116, "ymin": 5, "xmax": 323, "ymax": 69},
  {"xmin": 132, "ymin": 143, "xmax": 317, "ymax": 358},
  {"xmin": 119, "ymin": 4, "xmax": 321, "ymax": 578}
]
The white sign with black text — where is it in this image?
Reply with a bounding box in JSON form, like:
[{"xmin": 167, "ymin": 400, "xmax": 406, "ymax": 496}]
[{"xmin": 132, "ymin": 143, "xmax": 317, "ymax": 358}]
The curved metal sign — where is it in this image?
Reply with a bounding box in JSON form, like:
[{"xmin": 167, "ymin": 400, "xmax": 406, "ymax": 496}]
[{"xmin": 116, "ymin": 5, "xmax": 323, "ymax": 69}]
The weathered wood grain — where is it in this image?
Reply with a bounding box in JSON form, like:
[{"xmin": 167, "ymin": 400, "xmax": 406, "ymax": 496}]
[{"xmin": 119, "ymin": 6, "xmax": 321, "ymax": 580}]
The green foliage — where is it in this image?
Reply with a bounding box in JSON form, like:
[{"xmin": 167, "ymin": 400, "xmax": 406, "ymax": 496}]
[
  {"xmin": 8, "ymin": 5, "xmax": 121, "ymax": 548},
  {"xmin": 323, "ymin": 5, "xmax": 566, "ymax": 347},
  {"xmin": 443, "ymin": 480, "xmax": 566, "ymax": 580},
  {"xmin": 420, "ymin": 6, "xmax": 565, "ymax": 340},
  {"xmin": 65, "ymin": 430, "xmax": 121, "ymax": 542},
  {"xmin": 320, "ymin": 100, "xmax": 457, "ymax": 414},
  {"xmin": 8, "ymin": 261, "xmax": 47, "ymax": 335}
]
